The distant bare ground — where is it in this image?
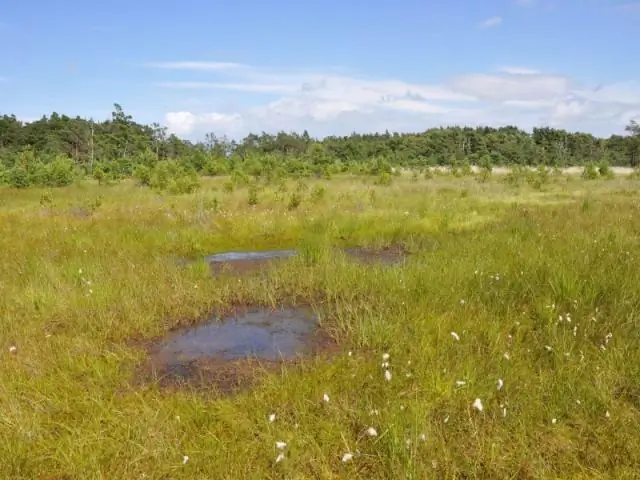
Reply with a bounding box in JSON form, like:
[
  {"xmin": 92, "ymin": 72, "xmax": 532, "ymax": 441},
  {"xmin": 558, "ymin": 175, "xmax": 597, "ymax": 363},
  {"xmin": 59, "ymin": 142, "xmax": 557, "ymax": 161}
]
[{"xmin": 404, "ymin": 166, "xmax": 637, "ymax": 175}]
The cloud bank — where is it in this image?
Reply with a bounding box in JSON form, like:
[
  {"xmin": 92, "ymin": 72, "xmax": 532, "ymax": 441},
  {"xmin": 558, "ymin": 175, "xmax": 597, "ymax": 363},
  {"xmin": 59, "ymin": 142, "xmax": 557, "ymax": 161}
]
[{"xmin": 147, "ymin": 61, "xmax": 640, "ymax": 140}]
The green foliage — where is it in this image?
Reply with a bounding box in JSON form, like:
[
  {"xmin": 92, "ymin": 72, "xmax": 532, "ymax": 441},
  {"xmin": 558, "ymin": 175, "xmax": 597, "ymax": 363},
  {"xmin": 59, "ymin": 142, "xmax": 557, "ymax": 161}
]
[
  {"xmin": 310, "ymin": 185, "xmax": 325, "ymax": 203},
  {"xmin": 1, "ymin": 106, "xmax": 640, "ymax": 190},
  {"xmin": 287, "ymin": 192, "xmax": 301, "ymax": 210},
  {"xmin": 374, "ymin": 172, "xmax": 393, "ymax": 186},
  {"xmin": 247, "ymin": 184, "xmax": 259, "ymax": 206},
  {"xmin": 582, "ymin": 162, "xmax": 599, "ymax": 180},
  {"xmin": 149, "ymin": 160, "xmax": 200, "ymax": 194},
  {"xmin": 598, "ymin": 161, "xmax": 614, "ymax": 179},
  {"xmin": 133, "ymin": 164, "xmax": 151, "ymax": 186}
]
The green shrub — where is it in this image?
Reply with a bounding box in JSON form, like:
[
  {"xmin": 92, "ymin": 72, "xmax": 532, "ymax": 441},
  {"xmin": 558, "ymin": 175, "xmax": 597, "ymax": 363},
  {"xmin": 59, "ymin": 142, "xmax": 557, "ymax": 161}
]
[
  {"xmin": 374, "ymin": 172, "xmax": 392, "ymax": 186},
  {"xmin": 288, "ymin": 192, "xmax": 301, "ymax": 210},
  {"xmin": 150, "ymin": 160, "xmax": 200, "ymax": 194},
  {"xmin": 247, "ymin": 184, "xmax": 259, "ymax": 206},
  {"xmin": 598, "ymin": 161, "xmax": 614, "ymax": 179},
  {"xmin": 582, "ymin": 162, "xmax": 598, "ymax": 180}
]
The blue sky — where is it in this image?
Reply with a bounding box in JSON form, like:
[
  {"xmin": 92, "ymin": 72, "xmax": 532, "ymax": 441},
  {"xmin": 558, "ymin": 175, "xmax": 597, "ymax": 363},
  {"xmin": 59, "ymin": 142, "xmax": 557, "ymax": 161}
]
[{"xmin": 1, "ymin": 0, "xmax": 639, "ymax": 139}]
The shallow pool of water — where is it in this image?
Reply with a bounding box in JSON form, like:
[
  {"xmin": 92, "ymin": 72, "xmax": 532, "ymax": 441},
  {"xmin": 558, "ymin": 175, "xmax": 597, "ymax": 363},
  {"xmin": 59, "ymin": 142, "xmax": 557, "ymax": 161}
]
[
  {"xmin": 205, "ymin": 250, "xmax": 298, "ymax": 263},
  {"xmin": 155, "ymin": 307, "xmax": 318, "ymax": 363}
]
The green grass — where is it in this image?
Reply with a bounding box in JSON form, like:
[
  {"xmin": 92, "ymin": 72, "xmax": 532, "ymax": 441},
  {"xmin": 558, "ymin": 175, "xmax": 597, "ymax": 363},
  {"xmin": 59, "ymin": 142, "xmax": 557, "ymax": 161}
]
[{"xmin": 2, "ymin": 174, "xmax": 640, "ymax": 478}]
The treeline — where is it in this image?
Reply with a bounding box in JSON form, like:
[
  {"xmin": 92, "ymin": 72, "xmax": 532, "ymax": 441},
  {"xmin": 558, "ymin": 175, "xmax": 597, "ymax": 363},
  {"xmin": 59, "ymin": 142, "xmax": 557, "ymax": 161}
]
[{"xmin": 0, "ymin": 104, "xmax": 639, "ymax": 189}]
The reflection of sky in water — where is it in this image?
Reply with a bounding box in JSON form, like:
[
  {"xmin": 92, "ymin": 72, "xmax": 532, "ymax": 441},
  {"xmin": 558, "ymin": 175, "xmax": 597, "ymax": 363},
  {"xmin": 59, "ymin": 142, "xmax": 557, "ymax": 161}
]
[
  {"xmin": 204, "ymin": 250, "xmax": 298, "ymax": 263},
  {"xmin": 158, "ymin": 308, "xmax": 317, "ymax": 362}
]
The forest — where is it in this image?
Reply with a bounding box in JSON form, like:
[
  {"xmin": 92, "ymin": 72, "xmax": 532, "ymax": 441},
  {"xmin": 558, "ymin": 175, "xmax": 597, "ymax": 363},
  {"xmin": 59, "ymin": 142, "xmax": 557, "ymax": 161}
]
[{"xmin": 0, "ymin": 103, "xmax": 639, "ymax": 188}]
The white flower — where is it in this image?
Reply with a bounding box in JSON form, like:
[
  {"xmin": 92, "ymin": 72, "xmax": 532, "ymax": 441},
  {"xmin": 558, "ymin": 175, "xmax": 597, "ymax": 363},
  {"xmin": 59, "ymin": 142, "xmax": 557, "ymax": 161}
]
[
  {"xmin": 450, "ymin": 331, "xmax": 460, "ymax": 341},
  {"xmin": 275, "ymin": 453, "xmax": 285, "ymax": 463},
  {"xmin": 182, "ymin": 455, "xmax": 189, "ymax": 465},
  {"xmin": 605, "ymin": 411, "xmax": 611, "ymax": 418},
  {"xmin": 460, "ymin": 299, "xmax": 465, "ymax": 305},
  {"xmin": 348, "ymin": 351, "xmax": 353, "ymax": 357},
  {"xmin": 455, "ymin": 380, "xmax": 466, "ymax": 387},
  {"xmin": 366, "ymin": 427, "xmax": 378, "ymax": 437},
  {"xmin": 382, "ymin": 353, "xmax": 390, "ymax": 361},
  {"xmin": 341, "ymin": 452, "xmax": 353, "ymax": 462},
  {"xmin": 268, "ymin": 413, "xmax": 276, "ymax": 423},
  {"xmin": 322, "ymin": 393, "xmax": 330, "ymax": 403},
  {"xmin": 275, "ymin": 441, "xmax": 287, "ymax": 450},
  {"xmin": 497, "ymin": 379, "xmax": 504, "ymax": 390},
  {"xmin": 381, "ymin": 361, "xmax": 389, "ymax": 368},
  {"xmin": 384, "ymin": 370, "xmax": 392, "ymax": 381},
  {"xmin": 9, "ymin": 345, "xmax": 17, "ymax": 354},
  {"xmin": 551, "ymin": 418, "xmax": 557, "ymax": 425},
  {"xmin": 473, "ymin": 398, "xmax": 483, "ymax": 412}
]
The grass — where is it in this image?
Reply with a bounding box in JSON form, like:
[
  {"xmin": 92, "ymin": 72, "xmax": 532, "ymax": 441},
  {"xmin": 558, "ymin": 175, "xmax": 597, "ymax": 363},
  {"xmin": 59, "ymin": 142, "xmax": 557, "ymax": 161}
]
[{"xmin": 2, "ymin": 173, "xmax": 640, "ymax": 478}]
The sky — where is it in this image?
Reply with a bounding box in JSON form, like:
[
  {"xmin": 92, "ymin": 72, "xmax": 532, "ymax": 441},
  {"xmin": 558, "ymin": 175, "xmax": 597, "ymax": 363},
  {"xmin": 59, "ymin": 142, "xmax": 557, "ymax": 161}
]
[{"xmin": 1, "ymin": 0, "xmax": 639, "ymax": 140}]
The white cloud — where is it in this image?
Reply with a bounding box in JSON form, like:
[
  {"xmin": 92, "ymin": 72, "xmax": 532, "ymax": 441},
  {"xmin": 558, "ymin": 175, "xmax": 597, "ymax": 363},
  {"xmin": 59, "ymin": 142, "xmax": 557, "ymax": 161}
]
[
  {"xmin": 447, "ymin": 73, "xmax": 571, "ymax": 101},
  {"xmin": 479, "ymin": 16, "xmax": 503, "ymax": 28},
  {"xmin": 165, "ymin": 111, "xmax": 242, "ymax": 135},
  {"xmin": 146, "ymin": 60, "xmax": 640, "ymax": 139},
  {"xmin": 497, "ymin": 66, "xmax": 542, "ymax": 75}
]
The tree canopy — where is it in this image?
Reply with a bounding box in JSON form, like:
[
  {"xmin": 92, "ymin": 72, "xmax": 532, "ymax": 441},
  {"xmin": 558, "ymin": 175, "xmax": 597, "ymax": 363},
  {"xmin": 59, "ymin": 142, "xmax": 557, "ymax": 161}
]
[{"xmin": 0, "ymin": 104, "xmax": 639, "ymax": 188}]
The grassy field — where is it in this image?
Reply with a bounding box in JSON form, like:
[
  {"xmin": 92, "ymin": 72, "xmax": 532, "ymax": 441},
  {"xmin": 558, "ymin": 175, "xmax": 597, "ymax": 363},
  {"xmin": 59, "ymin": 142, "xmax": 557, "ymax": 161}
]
[{"xmin": 1, "ymin": 172, "xmax": 640, "ymax": 479}]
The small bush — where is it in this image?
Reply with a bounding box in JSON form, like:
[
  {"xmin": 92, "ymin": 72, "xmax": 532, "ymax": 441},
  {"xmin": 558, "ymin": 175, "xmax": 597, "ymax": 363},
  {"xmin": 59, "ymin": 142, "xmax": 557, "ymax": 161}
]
[
  {"xmin": 310, "ymin": 185, "xmax": 325, "ymax": 203},
  {"xmin": 150, "ymin": 160, "xmax": 200, "ymax": 194},
  {"xmin": 374, "ymin": 172, "xmax": 392, "ymax": 186},
  {"xmin": 133, "ymin": 165, "xmax": 152, "ymax": 186},
  {"xmin": 582, "ymin": 162, "xmax": 598, "ymax": 180},
  {"xmin": 247, "ymin": 184, "xmax": 259, "ymax": 206},
  {"xmin": 598, "ymin": 161, "xmax": 614, "ymax": 179},
  {"xmin": 288, "ymin": 192, "xmax": 301, "ymax": 210}
]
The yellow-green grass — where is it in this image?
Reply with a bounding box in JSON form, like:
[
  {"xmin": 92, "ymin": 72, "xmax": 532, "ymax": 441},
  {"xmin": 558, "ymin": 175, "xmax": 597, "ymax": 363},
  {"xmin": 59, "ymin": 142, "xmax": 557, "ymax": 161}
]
[{"xmin": 1, "ymin": 174, "xmax": 640, "ymax": 478}]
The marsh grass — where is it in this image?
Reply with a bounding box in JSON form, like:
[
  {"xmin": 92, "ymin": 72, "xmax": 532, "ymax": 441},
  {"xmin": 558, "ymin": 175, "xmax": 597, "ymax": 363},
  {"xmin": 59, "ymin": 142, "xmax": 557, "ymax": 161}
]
[{"xmin": 1, "ymin": 175, "xmax": 640, "ymax": 478}]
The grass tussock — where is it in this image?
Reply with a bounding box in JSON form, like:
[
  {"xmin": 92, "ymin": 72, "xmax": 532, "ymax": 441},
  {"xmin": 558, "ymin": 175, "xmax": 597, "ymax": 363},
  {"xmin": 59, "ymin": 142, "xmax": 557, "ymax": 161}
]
[{"xmin": 1, "ymin": 175, "xmax": 640, "ymax": 478}]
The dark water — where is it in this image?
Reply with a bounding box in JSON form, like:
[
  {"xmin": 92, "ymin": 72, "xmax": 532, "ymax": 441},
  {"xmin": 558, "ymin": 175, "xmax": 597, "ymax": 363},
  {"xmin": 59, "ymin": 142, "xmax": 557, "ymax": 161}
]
[
  {"xmin": 205, "ymin": 250, "xmax": 298, "ymax": 263},
  {"xmin": 156, "ymin": 307, "xmax": 318, "ymax": 363}
]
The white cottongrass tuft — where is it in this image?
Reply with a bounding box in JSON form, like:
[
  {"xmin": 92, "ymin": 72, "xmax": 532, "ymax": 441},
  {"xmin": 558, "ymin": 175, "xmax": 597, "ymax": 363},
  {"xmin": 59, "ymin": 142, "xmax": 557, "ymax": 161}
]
[
  {"xmin": 419, "ymin": 433, "xmax": 426, "ymax": 441},
  {"xmin": 450, "ymin": 331, "xmax": 460, "ymax": 341},
  {"xmin": 606, "ymin": 410, "xmax": 611, "ymax": 419},
  {"xmin": 473, "ymin": 398, "xmax": 484, "ymax": 412},
  {"xmin": 275, "ymin": 452, "xmax": 285, "ymax": 463},
  {"xmin": 455, "ymin": 380, "xmax": 466, "ymax": 387},
  {"xmin": 342, "ymin": 452, "xmax": 353, "ymax": 462},
  {"xmin": 503, "ymin": 352, "xmax": 511, "ymax": 360},
  {"xmin": 552, "ymin": 418, "xmax": 557, "ymax": 425},
  {"xmin": 9, "ymin": 345, "xmax": 17, "ymax": 354},
  {"xmin": 275, "ymin": 441, "xmax": 287, "ymax": 450},
  {"xmin": 182, "ymin": 455, "xmax": 189, "ymax": 465},
  {"xmin": 382, "ymin": 353, "xmax": 390, "ymax": 361},
  {"xmin": 497, "ymin": 378, "xmax": 504, "ymax": 390},
  {"xmin": 365, "ymin": 427, "xmax": 378, "ymax": 437},
  {"xmin": 544, "ymin": 345, "xmax": 553, "ymax": 352},
  {"xmin": 322, "ymin": 393, "xmax": 330, "ymax": 403},
  {"xmin": 384, "ymin": 370, "xmax": 392, "ymax": 381},
  {"xmin": 268, "ymin": 413, "xmax": 276, "ymax": 423}
]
